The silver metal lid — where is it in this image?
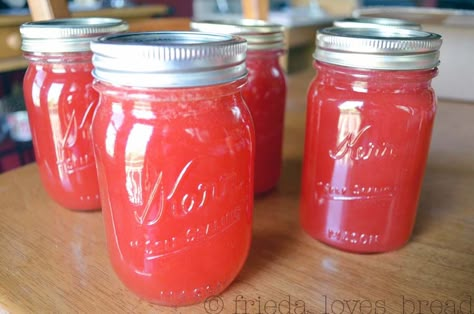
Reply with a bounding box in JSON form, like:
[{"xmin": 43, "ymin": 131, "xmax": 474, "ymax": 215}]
[
  {"xmin": 334, "ymin": 17, "xmax": 421, "ymax": 30},
  {"xmin": 314, "ymin": 27, "xmax": 442, "ymax": 70},
  {"xmin": 20, "ymin": 18, "xmax": 128, "ymax": 53},
  {"xmin": 91, "ymin": 31, "xmax": 248, "ymax": 88},
  {"xmin": 190, "ymin": 19, "xmax": 284, "ymax": 51}
]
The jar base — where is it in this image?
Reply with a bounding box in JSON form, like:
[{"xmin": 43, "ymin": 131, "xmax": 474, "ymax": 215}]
[
  {"xmin": 117, "ymin": 278, "xmax": 234, "ymax": 307},
  {"xmin": 45, "ymin": 189, "xmax": 101, "ymax": 211},
  {"xmin": 302, "ymin": 227, "xmax": 410, "ymax": 254},
  {"xmin": 254, "ymin": 183, "xmax": 278, "ymax": 196}
]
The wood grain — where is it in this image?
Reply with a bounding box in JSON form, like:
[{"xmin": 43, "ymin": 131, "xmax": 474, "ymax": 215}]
[{"xmin": 0, "ymin": 69, "xmax": 473, "ymax": 313}]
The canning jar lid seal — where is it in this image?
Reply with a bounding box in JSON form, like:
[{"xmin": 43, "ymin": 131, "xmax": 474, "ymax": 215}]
[
  {"xmin": 91, "ymin": 31, "xmax": 248, "ymax": 88},
  {"xmin": 20, "ymin": 18, "xmax": 128, "ymax": 53},
  {"xmin": 334, "ymin": 17, "xmax": 421, "ymax": 30},
  {"xmin": 190, "ymin": 19, "xmax": 284, "ymax": 51},
  {"xmin": 314, "ymin": 27, "xmax": 442, "ymax": 70}
]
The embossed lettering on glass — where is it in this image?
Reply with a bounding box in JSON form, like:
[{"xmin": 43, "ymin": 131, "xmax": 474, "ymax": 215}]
[
  {"xmin": 20, "ymin": 18, "xmax": 128, "ymax": 210},
  {"xmin": 301, "ymin": 27, "xmax": 442, "ymax": 253},
  {"xmin": 90, "ymin": 32, "xmax": 254, "ymax": 306}
]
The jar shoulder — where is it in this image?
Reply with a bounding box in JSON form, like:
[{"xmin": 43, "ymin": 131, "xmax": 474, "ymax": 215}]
[{"xmin": 307, "ymin": 73, "xmax": 437, "ymax": 111}]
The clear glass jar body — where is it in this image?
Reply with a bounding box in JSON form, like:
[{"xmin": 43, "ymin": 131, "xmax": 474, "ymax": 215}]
[
  {"xmin": 242, "ymin": 49, "xmax": 286, "ymax": 194},
  {"xmin": 301, "ymin": 61, "xmax": 437, "ymax": 253},
  {"xmin": 23, "ymin": 52, "xmax": 100, "ymax": 210},
  {"xmin": 91, "ymin": 79, "xmax": 254, "ymax": 305}
]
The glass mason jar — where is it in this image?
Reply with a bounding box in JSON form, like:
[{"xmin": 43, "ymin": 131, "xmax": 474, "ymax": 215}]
[
  {"xmin": 334, "ymin": 17, "xmax": 421, "ymax": 30},
  {"xmin": 191, "ymin": 20, "xmax": 287, "ymax": 194},
  {"xmin": 301, "ymin": 27, "xmax": 442, "ymax": 253},
  {"xmin": 90, "ymin": 32, "xmax": 254, "ymax": 305},
  {"xmin": 20, "ymin": 18, "xmax": 128, "ymax": 210}
]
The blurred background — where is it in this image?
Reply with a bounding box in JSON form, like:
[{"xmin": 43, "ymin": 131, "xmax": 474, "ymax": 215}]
[{"xmin": 0, "ymin": 0, "xmax": 473, "ymax": 173}]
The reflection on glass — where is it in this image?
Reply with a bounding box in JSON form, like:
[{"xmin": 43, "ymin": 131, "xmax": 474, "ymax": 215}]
[
  {"xmin": 125, "ymin": 123, "xmax": 153, "ymax": 206},
  {"xmin": 48, "ymin": 82, "xmax": 69, "ymax": 183},
  {"xmin": 325, "ymin": 101, "xmax": 362, "ymax": 231},
  {"xmin": 105, "ymin": 102, "xmax": 125, "ymax": 158}
]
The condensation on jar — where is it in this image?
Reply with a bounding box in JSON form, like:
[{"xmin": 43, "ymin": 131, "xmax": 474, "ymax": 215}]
[
  {"xmin": 300, "ymin": 27, "xmax": 442, "ymax": 253},
  {"xmin": 191, "ymin": 19, "xmax": 287, "ymax": 194},
  {"xmin": 90, "ymin": 32, "xmax": 254, "ymax": 306},
  {"xmin": 20, "ymin": 18, "xmax": 128, "ymax": 210}
]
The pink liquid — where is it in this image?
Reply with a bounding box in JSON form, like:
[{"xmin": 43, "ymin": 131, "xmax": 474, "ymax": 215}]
[
  {"xmin": 242, "ymin": 50, "xmax": 286, "ymax": 194},
  {"xmin": 23, "ymin": 52, "xmax": 100, "ymax": 210},
  {"xmin": 301, "ymin": 61, "xmax": 437, "ymax": 253},
  {"xmin": 91, "ymin": 79, "xmax": 254, "ymax": 305}
]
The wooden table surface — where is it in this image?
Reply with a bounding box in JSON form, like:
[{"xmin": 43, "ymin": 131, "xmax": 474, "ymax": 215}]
[{"xmin": 1, "ymin": 69, "xmax": 473, "ymax": 313}]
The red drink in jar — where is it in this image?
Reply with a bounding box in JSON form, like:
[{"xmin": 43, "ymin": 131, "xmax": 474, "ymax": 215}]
[
  {"xmin": 21, "ymin": 18, "xmax": 127, "ymax": 210},
  {"xmin": 192, "ymin": 20, "xmax": 287, "ymax": 194},
  {"xmin": 90, "ymin": 32, "xmax": 254, "ymax": 305},
  {"xmin": 301, "ymin": 27, "xmax": 442, "ymax": 253}
]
